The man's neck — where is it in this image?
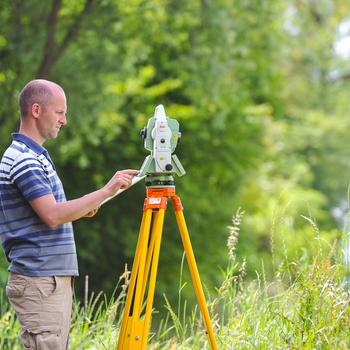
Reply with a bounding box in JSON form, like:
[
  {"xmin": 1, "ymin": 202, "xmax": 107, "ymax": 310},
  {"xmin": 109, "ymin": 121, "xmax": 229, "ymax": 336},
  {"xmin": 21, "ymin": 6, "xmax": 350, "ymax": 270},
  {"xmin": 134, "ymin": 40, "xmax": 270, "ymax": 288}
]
[{"xmin": 18, "ymin": 126, "xmax": 44, "ymax": 146}]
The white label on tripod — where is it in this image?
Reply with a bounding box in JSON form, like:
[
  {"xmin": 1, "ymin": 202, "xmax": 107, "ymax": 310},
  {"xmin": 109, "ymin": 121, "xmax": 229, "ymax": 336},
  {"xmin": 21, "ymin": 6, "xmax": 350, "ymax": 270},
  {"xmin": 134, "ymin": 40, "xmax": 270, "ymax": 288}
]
[{"xmin": 149, "ymin": 198, "xmax": 162, "ymax": 205}]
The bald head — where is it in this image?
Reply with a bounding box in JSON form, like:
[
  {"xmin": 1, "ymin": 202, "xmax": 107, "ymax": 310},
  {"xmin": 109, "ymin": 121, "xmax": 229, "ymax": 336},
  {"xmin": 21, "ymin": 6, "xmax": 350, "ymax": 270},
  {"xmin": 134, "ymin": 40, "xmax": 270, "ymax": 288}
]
[{"xmin": 18, "ymin": 79, "xmax": 64, "ymax": 119}]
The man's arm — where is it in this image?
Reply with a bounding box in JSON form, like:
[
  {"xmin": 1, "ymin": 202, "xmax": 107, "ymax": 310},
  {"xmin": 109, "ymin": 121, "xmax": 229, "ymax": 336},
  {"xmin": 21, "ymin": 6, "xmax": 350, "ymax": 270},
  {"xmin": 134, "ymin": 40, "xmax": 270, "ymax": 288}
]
[{"xmin": 29, "ymin": 169, "xmax": 139, "ymax": 228}]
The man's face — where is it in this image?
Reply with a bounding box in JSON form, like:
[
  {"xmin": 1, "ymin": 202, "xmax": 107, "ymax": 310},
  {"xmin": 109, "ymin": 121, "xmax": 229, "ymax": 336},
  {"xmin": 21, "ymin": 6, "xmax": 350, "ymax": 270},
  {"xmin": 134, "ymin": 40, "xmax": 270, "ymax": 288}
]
[{"xmin": 37, "ymin": 87, "xmax": 67, "ymax": 143}]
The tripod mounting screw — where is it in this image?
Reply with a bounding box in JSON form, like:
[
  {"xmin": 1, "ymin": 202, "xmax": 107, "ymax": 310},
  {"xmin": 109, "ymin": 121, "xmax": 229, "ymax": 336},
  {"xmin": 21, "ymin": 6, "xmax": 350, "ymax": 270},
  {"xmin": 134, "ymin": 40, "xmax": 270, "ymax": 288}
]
[{"xmin": 135, "ymin": 336, "xmax": 140, "ymax": 340}]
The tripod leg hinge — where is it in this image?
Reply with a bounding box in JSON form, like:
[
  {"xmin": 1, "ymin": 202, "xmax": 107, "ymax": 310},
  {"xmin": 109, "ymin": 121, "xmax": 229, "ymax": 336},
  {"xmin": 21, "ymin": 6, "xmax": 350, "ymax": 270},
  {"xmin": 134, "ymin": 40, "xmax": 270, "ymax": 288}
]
[{"xmin": 172, "ymin": 195, "xmax": 183, "ymax": 211}]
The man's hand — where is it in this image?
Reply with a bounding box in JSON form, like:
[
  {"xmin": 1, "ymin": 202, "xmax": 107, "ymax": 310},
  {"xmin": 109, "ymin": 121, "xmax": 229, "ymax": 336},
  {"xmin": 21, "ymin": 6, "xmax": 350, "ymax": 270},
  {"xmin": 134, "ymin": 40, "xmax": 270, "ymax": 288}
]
[
  {"xmin": 84, "ymin": 206, "xmax": 100, "ymax": 218},
  {"xmin": 103, "ymin": 169, "xmax": 140, "ymax": 196}
]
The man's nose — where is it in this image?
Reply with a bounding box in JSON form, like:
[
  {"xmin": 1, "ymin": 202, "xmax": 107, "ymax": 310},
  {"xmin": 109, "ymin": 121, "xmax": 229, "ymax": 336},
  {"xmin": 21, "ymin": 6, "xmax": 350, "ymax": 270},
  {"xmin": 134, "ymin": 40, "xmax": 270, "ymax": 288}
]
[{"xmin": 60, "ymin": 114, "xmax": 67, "ymax": 125}]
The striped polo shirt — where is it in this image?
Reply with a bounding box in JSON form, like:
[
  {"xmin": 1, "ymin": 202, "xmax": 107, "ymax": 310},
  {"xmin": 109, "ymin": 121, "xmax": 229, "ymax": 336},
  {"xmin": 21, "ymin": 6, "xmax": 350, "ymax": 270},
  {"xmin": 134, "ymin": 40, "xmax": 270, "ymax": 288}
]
[{"xmin": 0, "ymin": 133, "xmax": 78, "ymax": 277}]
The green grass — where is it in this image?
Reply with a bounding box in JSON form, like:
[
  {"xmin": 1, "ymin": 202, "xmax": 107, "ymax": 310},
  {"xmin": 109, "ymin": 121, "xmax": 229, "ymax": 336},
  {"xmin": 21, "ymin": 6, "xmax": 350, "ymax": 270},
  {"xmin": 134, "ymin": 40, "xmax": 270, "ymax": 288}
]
[{"xmin": 1, "ymin": 206, "xmax": 349, "ymax": 349}]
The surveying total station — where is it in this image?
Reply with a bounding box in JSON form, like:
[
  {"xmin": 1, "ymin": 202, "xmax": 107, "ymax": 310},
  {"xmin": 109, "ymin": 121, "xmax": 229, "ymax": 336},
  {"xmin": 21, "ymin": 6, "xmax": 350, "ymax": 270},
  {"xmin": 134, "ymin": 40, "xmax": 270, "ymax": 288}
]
[{"xmin": 116, "ymin": 105, "xmax": 219, "ymax": 350}]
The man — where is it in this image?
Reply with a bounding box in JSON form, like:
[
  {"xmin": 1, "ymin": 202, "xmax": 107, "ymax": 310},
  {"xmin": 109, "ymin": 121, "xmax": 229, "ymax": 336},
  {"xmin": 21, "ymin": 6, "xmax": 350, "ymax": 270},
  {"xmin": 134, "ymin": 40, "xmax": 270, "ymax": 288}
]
[{"xmin": 0, "ymin": 79, "xmax": 139, "ymax": 349}]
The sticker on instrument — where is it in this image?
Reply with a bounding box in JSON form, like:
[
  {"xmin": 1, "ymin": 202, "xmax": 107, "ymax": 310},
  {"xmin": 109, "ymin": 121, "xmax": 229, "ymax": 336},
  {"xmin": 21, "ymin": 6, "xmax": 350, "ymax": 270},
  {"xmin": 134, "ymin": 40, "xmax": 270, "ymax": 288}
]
[{"xmin": 149, "ymin": 198, "xmax": 162, "ymax": 205}]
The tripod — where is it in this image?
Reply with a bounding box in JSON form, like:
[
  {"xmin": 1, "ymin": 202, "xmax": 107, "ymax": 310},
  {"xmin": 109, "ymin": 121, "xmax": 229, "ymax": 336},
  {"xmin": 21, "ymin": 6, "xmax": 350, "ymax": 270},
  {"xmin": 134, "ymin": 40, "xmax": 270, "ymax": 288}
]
[{"xmin": 116, "ymin": 182, "xmax": 219, "ymax": 350}]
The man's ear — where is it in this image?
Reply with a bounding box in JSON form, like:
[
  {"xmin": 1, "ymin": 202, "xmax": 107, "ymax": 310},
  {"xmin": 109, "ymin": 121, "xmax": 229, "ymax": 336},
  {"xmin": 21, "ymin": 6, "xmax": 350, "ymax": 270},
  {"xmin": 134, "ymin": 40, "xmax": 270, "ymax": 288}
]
[{"xmin": 31, "ymin": 103, "xmax": 41, "ymax": 119}]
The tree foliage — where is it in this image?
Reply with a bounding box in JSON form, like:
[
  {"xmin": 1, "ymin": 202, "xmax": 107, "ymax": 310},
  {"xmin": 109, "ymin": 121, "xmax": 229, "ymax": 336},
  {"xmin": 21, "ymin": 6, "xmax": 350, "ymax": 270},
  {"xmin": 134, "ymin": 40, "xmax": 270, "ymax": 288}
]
[{"xmin": 1, "ymin": 0, "xmax": 350, "ymax": 316}]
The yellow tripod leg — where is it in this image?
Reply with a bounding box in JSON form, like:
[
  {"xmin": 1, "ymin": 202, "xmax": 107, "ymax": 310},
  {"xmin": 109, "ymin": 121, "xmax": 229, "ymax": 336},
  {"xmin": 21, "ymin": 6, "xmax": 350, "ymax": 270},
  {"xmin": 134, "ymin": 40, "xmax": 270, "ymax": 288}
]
[
  {"xmin": 117, "ymin": 209, "xmax": 153, "ymax": 350},
  {"xmin": 117, "ymin": 209, "xmax": 166, "ymax": 350},
  {"xmin": 174, "ymin": 209, "xmax": 219, "ymax": 350},
  {"xmin": 140, "ymin": 209, "xmax": 165, "ymax": 348}
]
